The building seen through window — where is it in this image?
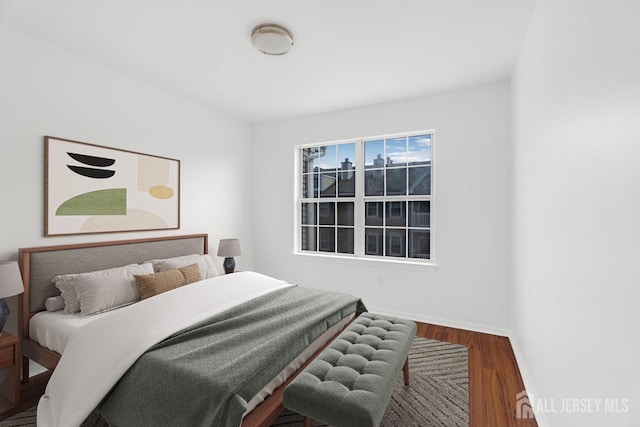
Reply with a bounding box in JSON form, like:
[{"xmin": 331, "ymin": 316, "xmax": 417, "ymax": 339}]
[{"xmin": 299, "ymin": 132, "xmax": 432, "ymax": 261}]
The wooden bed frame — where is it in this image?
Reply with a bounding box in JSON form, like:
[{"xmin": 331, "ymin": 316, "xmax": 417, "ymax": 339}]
[{"xmin": 17, "ymin": 234, "xmax": 334, "ymax": 427}]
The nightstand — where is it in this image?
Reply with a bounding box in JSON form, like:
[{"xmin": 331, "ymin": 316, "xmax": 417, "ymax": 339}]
[{"xmin": 0, "ymin": 333, "xmax": 20, "ymax": 415}]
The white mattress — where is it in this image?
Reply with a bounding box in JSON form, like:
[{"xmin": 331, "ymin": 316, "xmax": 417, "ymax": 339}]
[{"xmin": 30, "ymin": 310, "xmax": 112, "ymax": 354}]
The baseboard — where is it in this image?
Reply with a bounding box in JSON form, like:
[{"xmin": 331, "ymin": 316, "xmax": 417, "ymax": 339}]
[
  {"xmin": 508, "ymin": 334, "xmax": 549, "ymax": 427},
  {"xmin": 365, "ymin": 306, "xmax": 511, "ymax": 337}
]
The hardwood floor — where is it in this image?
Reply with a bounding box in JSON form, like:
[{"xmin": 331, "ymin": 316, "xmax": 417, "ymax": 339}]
[
  {"xmin": 4, "ymin": 322, "xmax": 538, "ymax": 426},
  {"xmin": 417, "ymin": 321, "xmax": 538, "ymax": 427}
]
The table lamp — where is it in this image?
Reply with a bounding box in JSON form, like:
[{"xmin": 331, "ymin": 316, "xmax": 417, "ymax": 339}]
[
  {"xmin": 217, "ymin": 239, "xmax": 241, "ymax": 274},
  {"xmin": 0, "ymin": 261, "xmax": 24, "ymax": 335}
]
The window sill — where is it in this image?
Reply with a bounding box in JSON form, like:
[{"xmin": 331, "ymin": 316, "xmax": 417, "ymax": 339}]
[{"xmin": 292, "ymin": 251, "xmax": 438, "ymax": 272}]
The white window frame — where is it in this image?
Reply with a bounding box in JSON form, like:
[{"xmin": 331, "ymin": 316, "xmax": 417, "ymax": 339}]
[{"xmin": 294, "ymin": 130, "xmax": 436, "ymax": 267}]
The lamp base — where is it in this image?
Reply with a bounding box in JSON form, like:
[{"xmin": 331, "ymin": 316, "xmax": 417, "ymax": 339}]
[
  {"xmin": 223, "ymin": 257, "xmax": 236, "ymax": 274},
  {"xmin": 0, "ymin": 298, "xmax": 9, "ymax": 334}
]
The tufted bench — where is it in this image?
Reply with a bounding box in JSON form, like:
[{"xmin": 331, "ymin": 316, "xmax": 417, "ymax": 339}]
[{"xmin": 283, "ymin": 313, "xmax": 417, "ymax": 427}]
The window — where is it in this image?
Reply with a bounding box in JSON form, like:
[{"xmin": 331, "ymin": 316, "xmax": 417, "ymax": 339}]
[{"xmin": 298, "ymin": 131, "xmax": 433, "ymax": 262}]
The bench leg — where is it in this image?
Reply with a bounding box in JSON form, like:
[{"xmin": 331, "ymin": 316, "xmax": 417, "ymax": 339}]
[
  {"xmin": 403, "ymin": 357, "xmax": 410, "ymax": 385},
  {"xmin": 303, "ymin": 416, "xmax": 313, "ymax": 427}
]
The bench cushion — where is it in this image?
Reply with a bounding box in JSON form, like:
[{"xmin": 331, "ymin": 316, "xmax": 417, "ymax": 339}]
[{"xmin": 283, "ymin": 313, "xmax": 417, "ymax": 427}]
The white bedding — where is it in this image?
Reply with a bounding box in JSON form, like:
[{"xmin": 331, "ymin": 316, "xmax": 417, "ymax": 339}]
[
  {"xmin": 38, "ymin": 271, "xmax": 293, "ymax": 427},
  {"xmin": 30, "ymin": 310, "xmax": 111, "ymax": 355}
]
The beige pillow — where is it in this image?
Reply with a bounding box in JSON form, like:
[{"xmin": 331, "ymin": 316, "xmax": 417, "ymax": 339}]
[
  {"xmin": 179, "ymin": 263, "xmax": 202, "ymax": 285},
  {"xmin": 135, "ymin": 263, "xmax": 201, "ymax": 300}
]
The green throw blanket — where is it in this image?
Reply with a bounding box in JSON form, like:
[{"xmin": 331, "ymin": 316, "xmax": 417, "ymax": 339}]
[{"xmin": 92, "ymin": 285, "xmax": 364, "ymax": 427}]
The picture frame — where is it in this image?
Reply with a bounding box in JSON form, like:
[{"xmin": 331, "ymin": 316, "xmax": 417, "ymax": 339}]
[{"xmin": 45, "ymin": 136, "xmax": 180, "ymax": 236}]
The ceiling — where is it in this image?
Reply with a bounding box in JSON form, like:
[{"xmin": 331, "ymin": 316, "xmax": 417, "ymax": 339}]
[{"xmin": 0, "ymin": 1, "xmax": 536, "ymax": 123}]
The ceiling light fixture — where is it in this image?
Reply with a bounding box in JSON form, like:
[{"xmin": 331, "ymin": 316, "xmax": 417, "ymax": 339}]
[{"xmin": 251, "ymin": 24, "xmax": 294, "ymax": 55}]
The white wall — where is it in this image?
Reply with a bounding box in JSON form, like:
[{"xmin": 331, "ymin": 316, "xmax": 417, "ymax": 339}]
[
  {"xmin": 0, "ymin": 25, "xmax": 254, "ymax": 335},
  {"xmin": 252, "ymin": 81, "xmax": 511, "ymax": 333},
  {"xmin": 511, "ymin": 1, "xmax": 639, "ymax": 425}
]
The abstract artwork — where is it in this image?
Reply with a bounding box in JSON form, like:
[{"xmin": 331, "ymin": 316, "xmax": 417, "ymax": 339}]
[{"xmin": 45, "ymin": 136, "xmax": 180, "ymax": 236}]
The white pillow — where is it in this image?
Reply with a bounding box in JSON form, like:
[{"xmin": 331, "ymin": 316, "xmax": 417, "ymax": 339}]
[
  {"xmin": 147, "ymin": 254, "xmax": 218, "ymax": 279},
  {"xmin": 54, "ymin": 263, "xmax": 154, "ymax": 316},
  {"xmin": 53, "ymin": 276, "xmax": 81, "ymax": 314}
]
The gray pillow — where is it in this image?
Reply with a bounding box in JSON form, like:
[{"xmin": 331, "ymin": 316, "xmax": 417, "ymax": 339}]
[
  {"xmin": 45, "ymin": 296, "xmax": 65, "ymax": 312},
  {"xmin": 53, "ymin": 276, "xmax": 81, "ymax": 314},
  {"xmin": 147, "ymin": 254, "xmax": 218, "ymax": 279},
  {"xmin": 54, "ymin": 263, "xmax": 154, "ymax": 316}
]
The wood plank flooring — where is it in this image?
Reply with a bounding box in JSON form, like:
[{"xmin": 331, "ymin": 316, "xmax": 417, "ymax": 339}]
[
  {"xmin": 417, "ymin": 321, "xmax": 538, "ymax": 427},
  {"xmin": 4, "ymin": 322, "xmax": 538, "ymax": 426}
]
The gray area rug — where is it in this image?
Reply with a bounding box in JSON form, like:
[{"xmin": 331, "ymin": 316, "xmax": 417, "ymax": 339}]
[{"xmin": 1, "ymin": 337, "xmax": 468, "ymax": 427}]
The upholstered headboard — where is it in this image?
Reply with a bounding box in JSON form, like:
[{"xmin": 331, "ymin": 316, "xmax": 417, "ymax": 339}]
[{"xmin": 18, "ymin": 234, "xmax": 208, "ymax": 339}]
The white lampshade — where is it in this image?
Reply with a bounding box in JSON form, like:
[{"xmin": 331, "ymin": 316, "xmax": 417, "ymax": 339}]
[
  {"xmin": 0, "ymin": 261, "xmax": 24, "ymax": 298},
  {"xmin": 217, "ymin": 239, "xmax": 241, "ymax": 257}
]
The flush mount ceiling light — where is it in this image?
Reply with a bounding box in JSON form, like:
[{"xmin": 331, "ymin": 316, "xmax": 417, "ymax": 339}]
[{"xmin": 251, "ymin": 24, "xmax": 294, "ymax": 55}]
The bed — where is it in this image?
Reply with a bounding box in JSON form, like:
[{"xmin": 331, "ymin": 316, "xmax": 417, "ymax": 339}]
[{"xmin": 18, "ymin": 234, "xmax": 363, "ymax": 427}]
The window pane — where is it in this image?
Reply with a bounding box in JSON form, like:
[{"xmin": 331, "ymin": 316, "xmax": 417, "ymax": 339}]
[
  {"xmin": 408, "ymin": 201, "xmax": 430, "ymax": 228},
  {"xmin": 301, "ymin": 202, "xmax": 317, "ymax": 225},
  {"xmin": 385, "ymin": 201, "xmax": 406, "ymax": 226},
  {"xmin": 337, "ymin": 142, "xmax": 355, "ymax": 196},
  {"xmin": 337, "ymin": 170, "xmax": 355, "ymax": 197},
  {"xmin": 316, "ymin": 145, "xmax": 337, "ymax": 170},
  {"xmin": 318, "ymin": 202, "xmax": 335, "ymax": 225},
  {"xmin": 365, "ymin": 228, "xmax": 383, "ymax": 256},
  {"xmin": 365, "ymin": 202, "xmax": 383, "ymax": 226},
  {"xmin": 365, "ymin": 140, "xmax": 384, "ymax": 169},
  {"xmin": 301, "ymin": 147, "xmax": 319, "ymax": 174},
  {"xmin": 319, "ymin": 227, "xmax": 335, "ymax": 252},
  {"xmin": 337, "ymin": 202, "xmax": 354, "ymax": 226},
  {"xmin": 385, "ymin": 137, "xmax": 407, "ymax": 167},
  {"xmin": 301, "ymin": 226, "xmax": 317, "ymax": 251},
  {"xmin": 338, "ymin": 143, "xmax": 356, "ymax": 170},
  {"xmin": 408, "ymin": 166, "xmax": 430, "ymax": 195},
  {"xmin": 337, "ymin": 228, "xmax": 354, "ymax": 254},
  {"xmin": 408, "ymin": 134, "xmax": 431, "ymax": 164},
  {"xmin": 409, "ymin": 230, "xmax": 430, "ymax": 259},
  {"xmin": 319, "ymin": 172, "xmax": 336, "ymax": 197},
  {"xmin": 386, "ymin": 168, "xmax": 406, "ymax": 195},
  {"xmin": 385, "ymin": 229, "xmax": 406, "ymax": 257},
  {"xmin": 365, "ymin": 170, "xmax": 384, "ymax": 196},
  {"xmin": 302, "ymin": 174, "xmax": 318, "ymax": 198}
]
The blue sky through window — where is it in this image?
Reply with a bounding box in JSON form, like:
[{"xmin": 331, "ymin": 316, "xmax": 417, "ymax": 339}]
[{"xmin": 365, "ymin": 134, "xmax": 431, "ymax": 167}]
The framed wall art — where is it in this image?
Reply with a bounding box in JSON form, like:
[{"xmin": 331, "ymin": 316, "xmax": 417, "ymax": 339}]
[{"xmin": 45, "ymin": 136, "xmax": 180, "ymax": 236}]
